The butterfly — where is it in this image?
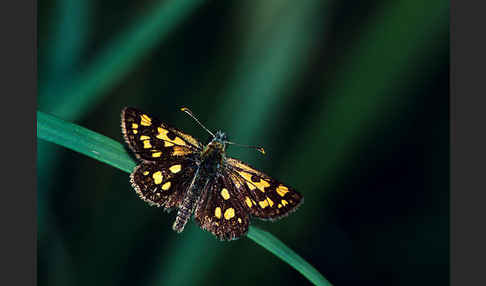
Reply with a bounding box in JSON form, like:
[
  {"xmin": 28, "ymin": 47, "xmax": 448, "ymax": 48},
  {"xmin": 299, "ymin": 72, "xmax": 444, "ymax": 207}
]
[{"xmin": 121, "ymin": 107, "xmax": 303, "ymax": 241}]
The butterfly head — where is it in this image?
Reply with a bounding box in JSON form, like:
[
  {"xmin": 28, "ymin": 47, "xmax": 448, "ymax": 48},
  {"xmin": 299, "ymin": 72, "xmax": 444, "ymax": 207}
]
[
  {"xmin": 214, "ymin": 130, "xmax": 227, "ymax": 141},
  {"xmin": 181, "ymin": 107, "xmax": 265, "ymax": 155},
  {"xmin": 207, "ymin": 130, "xmax": 227, "ymax": 153}
]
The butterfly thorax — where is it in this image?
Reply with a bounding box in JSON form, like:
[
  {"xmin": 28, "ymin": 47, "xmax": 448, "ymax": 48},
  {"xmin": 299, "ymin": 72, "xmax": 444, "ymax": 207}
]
[{"xmin": 200, "ymin": 131, "xmax": 227, "ymax": 175}]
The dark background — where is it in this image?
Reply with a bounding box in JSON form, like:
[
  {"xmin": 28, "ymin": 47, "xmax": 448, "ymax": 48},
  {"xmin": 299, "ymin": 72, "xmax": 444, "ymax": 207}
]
[{"xmin": 38, "ymin": 0, "xmax": 449, "ymax": 285}]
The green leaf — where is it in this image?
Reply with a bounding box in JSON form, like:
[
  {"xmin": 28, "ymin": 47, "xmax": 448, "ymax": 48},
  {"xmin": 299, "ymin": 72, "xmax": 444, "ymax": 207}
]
[{"xmin": 36, "ymin": 110, "xmax": 332, "ymax": 286}]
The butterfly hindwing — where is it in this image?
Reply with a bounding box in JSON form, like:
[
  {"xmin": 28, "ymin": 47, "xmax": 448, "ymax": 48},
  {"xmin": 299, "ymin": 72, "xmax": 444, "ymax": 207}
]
[
  {"xmin": 225, "ymin": 157, "xmax": 303, "ymax": 220},
  {"xmin": 194, "ymin": 175, "xmax": 250, "ymax": 241},
  {"xmin": 130, "ymin": 158, "xmax": 196, "ymax": 210},
  {"xmin": 121, "ymin": 107, "xmax": 202, "ymax": 162}
]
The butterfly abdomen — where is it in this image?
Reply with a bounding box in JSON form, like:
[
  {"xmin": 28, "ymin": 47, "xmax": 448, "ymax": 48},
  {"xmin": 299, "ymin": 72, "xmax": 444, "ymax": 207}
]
[
  {"xmin": 172, "ymin": 187, "xmax": 196, "ymax": 233},
  {"xmin": 172, "ymin": 169, "xmax": 209, "ymax": 233}
]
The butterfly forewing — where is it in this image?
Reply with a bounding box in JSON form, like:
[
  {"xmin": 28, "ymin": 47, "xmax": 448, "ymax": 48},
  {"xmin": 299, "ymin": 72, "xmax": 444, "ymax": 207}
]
[
  {"xmin": 121, "ymin": 107, "xmax": 202, "ymax": 162},
  {"xmin": 225, "ymin": 158, "xmax": 303, "ymax": 220},
  {"xmin": 194, "ymin": 175, "xmax": 250, "ymax": 241}
]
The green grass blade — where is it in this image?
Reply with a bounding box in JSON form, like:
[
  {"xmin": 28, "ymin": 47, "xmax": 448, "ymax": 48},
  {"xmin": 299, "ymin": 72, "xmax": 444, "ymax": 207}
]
[
  {"xmin": 37, "ymin": 111, "xmax": 135, "ymax": 173},
  {"xmin": 36, "ymin": 110, "xmax": 332, "ymax": 286},
  {"xmin": 247, "ymin": 227, "xmax": 332, "ymax": 286}
]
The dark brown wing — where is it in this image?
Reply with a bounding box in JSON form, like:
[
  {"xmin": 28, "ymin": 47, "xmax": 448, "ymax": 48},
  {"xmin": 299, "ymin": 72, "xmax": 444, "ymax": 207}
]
[
  {"xmin": 224, "ymin": 157, "xmax": 303, "ymax": 220},
  {"xmin": 194, "ymin": 174, "xmax": 250, "ymax": 241},
  {"xmin": 130, "ymin": 158, "xmax": 197, "ymax": 210},
  {"xmin": 121, "ymin": 107, "xmax": 203, "ymax": 162}
]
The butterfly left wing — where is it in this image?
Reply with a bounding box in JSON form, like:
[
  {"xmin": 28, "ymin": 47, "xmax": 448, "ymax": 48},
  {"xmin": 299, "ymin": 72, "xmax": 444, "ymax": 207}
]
[
  {"xmin": 130, "ymin": 158, "xmax": 197, "ymax": 210},
  {"xmin": 224, "ymin": 157, "xmax": 303, "ymax": 220},
  {"xmin": 194, "ymin": 174, "xmax": 250, "ymax": 241},
  {"xmin": 121, "ymin": 107, "xmax": 203, "ymax": 162}
]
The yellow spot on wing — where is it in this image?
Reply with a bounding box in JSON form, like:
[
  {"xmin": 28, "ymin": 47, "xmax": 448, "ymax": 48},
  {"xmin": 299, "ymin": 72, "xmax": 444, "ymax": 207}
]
[
  {"xmin": 169, "ymin": 164, "xmax": 182, "ymax": 174},
  {"xmin": 238, "ymin": 218, "xmax": 242, "ymax": 223},
  {"xmin": 156, "ymin": 127, "xmax": 186, "ymax": 145},
  {"xmin": 239, "ymin": 171, "xmax": 253, "ymax": 182},
  {"xmin": 258, "ymin": 200, "xmax": 269, "ymax": 208},
  {"xmin": 164, "ymin": 141, "xmax": 174, "ymax": 147},
  {"xmin": 131, "ymin": 123, "xmax": 138, "ymax": 129},
  {"xmin": 143, "ymin": 140, "xmax": 152, "ymax": 149},
  {"xmin": 247, "ymin": 182, "xmax": 256, "ymax": 190},
  {"xmin": 215, "ymin": 207, "xmax": 222, "ymax": 219},
  {"xmin": 152, "ymin": 171, "xmax": 163, "ymax": 184},
  {"xmin": 276, "ymin": 185, "xmax": 289, "ymax": 197},
  {"xmin": 267, "ymin": 197, "xmax": 274, "ymax": 207},
  {"xmin": 172, "ymin": 146, "xmax": 192, "ymax": 156},
  {"xmin": 155, "ymin": 128, "xmax": 165, "ymax": 140},
  {"xmin": 239, "ymin": 172, "xmax": 257, "ymax": 190},
  {"xmin": 239, "ymin": 171, "xmax": 268, "ymax": 192},
  {"xmin": 133, "ymin": 129, "xmax": 138, "ymax": 134},
  {"xmin": 281, "ymin": 199, "xmax": 288, "ymax": 206},
  {"xmin": 254, "ymin": 180, "xmax": 270, "ymax": 192},
  {"xmin": 162, "ymin": 181, "xmax": 171, "ymax": 190},
  {"xmin": 152, "ymin": 152, "xmax": 162, "ymax": 158},
  {"xmin": 143, "ymin": 171, "xmax": 149, "ymax": 176},
  {"xmin": 171, "ymin": 137, "xmax": 185, "ymax": 145},
  {"xmin": 245, "ymin": 196, "xmax": 253, "ymax": 208},
  {"xmin": 224, "ymin": 208, "xmax": 235, "ymax": 220},
  {"xmin": 140, "ymin": 135, "xmax": 150, "ymax": 140},
  {"xmin": 140, "ymin": 114, "xmax": 151, "ymax": 126},
  {"xmin": 220, "ymin": 188, "xmax": 230, "ymax": 200}
]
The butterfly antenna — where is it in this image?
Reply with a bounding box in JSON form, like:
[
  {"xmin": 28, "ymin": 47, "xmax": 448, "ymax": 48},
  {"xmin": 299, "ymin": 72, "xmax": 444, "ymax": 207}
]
[
  {"xmin": 180, "ymin": 107, "xmax": 215, "ymax": 137},
  {"xmin": 224, "ymin": 141, "xmax": 266, "ymax": 155}
]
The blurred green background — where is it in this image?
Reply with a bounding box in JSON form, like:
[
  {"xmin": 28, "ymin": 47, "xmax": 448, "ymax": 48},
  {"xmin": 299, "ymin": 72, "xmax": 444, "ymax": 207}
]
[{"xmin": 38, "ymin": 0, "xmax": 449, "ymax": 285}]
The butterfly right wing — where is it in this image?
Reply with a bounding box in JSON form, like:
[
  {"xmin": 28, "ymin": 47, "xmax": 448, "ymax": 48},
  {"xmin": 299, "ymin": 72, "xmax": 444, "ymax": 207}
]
[
  {"xmin": 225, "ymin": 157, "xmax": 303, "ymax": 220},
  {"xmin": 194, "ymin": 174, "xmax": 250, "ymax": 241}
]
